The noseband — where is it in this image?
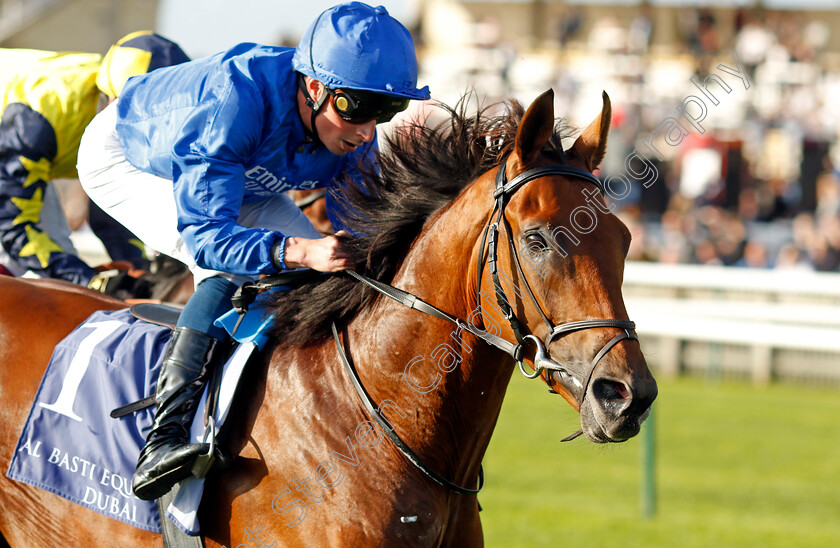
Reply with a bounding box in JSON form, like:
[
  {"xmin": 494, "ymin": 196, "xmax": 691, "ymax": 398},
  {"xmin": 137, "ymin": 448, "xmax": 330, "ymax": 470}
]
[{"xmin": 477, "ymin": 159, "xmax": 637, "ymax": 413}]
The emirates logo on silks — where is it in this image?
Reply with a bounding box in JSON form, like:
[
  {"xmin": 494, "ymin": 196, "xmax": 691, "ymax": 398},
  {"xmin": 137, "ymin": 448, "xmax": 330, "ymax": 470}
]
[{"xmin": 244, "ymin": 165, "xmax": 287, "ymax": 194}]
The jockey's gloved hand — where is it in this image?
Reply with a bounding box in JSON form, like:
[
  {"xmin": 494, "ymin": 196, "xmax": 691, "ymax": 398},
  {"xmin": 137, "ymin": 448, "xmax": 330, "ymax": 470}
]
[{"xmin": 88, "ymin": 265, "xmax": 153, "ymax": 300}]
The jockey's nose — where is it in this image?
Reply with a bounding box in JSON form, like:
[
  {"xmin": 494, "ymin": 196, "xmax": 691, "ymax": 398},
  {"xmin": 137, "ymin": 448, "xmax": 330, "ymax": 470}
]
[{"xmin": 357, "ymin": 120, "xmax": 376, "ymax": 143}]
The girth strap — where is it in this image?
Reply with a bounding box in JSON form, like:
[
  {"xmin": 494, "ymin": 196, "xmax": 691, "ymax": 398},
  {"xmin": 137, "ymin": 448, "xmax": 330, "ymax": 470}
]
[{"xmin": 158, "ymin": 485, "xmax": 205, "ymax": 547}]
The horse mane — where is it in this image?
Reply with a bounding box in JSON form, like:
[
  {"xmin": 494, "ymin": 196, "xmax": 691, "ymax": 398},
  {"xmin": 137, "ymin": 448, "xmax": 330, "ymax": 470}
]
[{"xmin": 267, "ymin": 93, "xmax": 573, "ymax": 348}]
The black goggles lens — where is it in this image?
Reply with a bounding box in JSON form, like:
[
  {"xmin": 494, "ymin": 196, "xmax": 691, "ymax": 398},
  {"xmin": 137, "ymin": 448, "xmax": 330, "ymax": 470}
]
[{"xmin": 327, "ymin": 88, "xmax": 410, "ymax": 124}]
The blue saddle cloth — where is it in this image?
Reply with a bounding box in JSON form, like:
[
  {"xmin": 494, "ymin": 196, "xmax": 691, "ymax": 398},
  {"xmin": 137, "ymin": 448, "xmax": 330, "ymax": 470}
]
[
  {"xmin": 5, "ymin": 303, "xmax": 275, "ymax": 533},
  {"xmin": 6, "ymin": 308, "xmax": 166, "ymax": 532}
]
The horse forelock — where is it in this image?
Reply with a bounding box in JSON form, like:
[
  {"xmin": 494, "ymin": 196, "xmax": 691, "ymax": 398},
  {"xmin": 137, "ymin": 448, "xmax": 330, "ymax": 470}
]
[{"xmin": 267, "ymin": 92, "xmax": 576, "ymax": 348}]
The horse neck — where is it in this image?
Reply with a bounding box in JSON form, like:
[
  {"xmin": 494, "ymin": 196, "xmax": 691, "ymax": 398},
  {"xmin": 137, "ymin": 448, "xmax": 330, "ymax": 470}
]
[{"xmin": 348, "ymin": 175, "xmax": 514, "ymax": 482}]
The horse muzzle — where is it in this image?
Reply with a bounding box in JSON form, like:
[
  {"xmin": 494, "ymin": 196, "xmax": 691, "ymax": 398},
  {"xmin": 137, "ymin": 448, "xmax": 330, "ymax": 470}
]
[
  {"xmin": 520, "ymin": 332, "xmax": 658, "ymax": 443},
  {"xmin": 576, "ymin": 373, "xmax": 658, "ymax": 443}
]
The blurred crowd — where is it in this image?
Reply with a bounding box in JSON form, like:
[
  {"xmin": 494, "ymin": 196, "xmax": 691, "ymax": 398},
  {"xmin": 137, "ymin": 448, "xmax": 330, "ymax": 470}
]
[
  {"xmin": 418, "ymin": 7, "xmax": 840, "ymax": 271},
  {"xmin": 615, "ymin": 9, "xmax": 840, "ymax": 271}
]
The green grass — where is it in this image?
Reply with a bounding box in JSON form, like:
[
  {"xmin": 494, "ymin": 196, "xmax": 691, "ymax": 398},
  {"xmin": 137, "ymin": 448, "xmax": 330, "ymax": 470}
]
[{"xmin": 480, "ymin": 374, "xmax": 840, "ymax": 547}]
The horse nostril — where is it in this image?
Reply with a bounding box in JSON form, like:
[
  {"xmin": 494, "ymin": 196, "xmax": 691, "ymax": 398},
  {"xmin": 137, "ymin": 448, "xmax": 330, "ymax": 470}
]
[
  {"xmin": 615, "ymin": 382, "xmax": 630, "ymax": 400},
  {"xmin": 592, "ymin": 378, "xmax": 630, "ymax": 400},
  {"xmin": 591, "ymin": 378, "xmax": 631, "ymax": 416}
]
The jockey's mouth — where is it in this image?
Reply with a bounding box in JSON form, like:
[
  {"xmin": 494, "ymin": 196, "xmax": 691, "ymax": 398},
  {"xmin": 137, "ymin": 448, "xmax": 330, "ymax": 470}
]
[{"xmin": 341, "ymin": 139, "xmax": 362, "ymax": 152}]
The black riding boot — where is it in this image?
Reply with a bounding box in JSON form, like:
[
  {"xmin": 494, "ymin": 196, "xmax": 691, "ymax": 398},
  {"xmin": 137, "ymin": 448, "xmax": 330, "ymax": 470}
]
[{"xmin": 132, "ymin": 327, "xmax": 226, "ymax": 501}]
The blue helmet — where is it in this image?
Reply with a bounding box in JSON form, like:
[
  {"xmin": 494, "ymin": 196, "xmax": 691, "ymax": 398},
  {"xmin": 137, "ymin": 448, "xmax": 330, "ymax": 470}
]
[{"xmin": 293, "ymin": 2, "xmax": 430, "ymax": 101}]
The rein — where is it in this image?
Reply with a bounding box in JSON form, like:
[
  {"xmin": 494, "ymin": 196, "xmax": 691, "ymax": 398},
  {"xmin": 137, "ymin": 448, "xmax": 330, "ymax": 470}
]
[
  {"xmin": 331, "ymin": 322, "xmax": 484, "ymax": 495},
  {"xmin": 292, "ymin": 189, "xmax": 326, "ymax": 209}
]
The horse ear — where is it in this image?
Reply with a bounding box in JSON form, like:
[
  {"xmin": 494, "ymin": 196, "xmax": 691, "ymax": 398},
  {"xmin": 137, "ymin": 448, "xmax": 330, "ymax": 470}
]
[
  {"xmin": 512, "ymin": 89, "xmax": 555, "ymax": 169},
  {"xmin": 570, "ymin": 91, "xmax": 611, "ymax": 172}
]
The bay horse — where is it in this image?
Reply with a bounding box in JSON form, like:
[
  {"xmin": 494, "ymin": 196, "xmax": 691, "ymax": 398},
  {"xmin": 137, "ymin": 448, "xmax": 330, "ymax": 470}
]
[{"xmin": 0, "ymin": 89, "xmax": 657, "ymax": 547}]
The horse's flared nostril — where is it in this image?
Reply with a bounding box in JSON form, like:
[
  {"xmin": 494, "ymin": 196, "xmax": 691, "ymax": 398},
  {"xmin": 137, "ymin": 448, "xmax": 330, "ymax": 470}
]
[
  {"xmin": 591, "ymin": 377, "xmax": 632, "ymax": 417},
  {"xmin": 584, "ymin": 373, "xmax": 657, "ymax": 442}
]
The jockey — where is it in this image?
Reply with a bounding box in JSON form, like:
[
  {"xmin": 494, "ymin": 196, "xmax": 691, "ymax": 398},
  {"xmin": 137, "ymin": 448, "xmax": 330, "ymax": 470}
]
[
  {"xmin": 77, "ymin": 2, "xmax": 430, "ymax": 501},
  {"xmin": 0, "ymin": 32, "xmax": 189, "ymax": 287}
]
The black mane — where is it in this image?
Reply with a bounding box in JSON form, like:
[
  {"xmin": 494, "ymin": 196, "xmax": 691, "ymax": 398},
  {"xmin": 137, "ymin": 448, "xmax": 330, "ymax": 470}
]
[{"xmin": 267, "ymin": 94, "xmax": 571, "ymax": 348}]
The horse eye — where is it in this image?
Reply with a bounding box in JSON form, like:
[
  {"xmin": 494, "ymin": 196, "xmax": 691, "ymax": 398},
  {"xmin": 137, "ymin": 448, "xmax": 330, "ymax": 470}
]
[{"xmin": 525, "ymin": 233, "xmax": 546, "ymax": 247}]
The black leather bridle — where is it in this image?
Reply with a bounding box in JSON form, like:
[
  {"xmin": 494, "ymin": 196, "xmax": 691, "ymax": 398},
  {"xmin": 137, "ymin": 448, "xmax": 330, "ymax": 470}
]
[
  {"xmin": 477, "ymin": 159, "xmax": 637, "ymax": 415},
  {"xmin": 332, "ymin": 157, "xmax": 640, "ymax": 493}
]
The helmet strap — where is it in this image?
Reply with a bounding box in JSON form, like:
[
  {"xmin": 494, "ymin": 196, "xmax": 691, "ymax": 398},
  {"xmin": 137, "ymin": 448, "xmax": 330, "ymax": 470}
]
[{"xmin": 297, "ymin": 73, "xmax": 327, "ymax": 143}]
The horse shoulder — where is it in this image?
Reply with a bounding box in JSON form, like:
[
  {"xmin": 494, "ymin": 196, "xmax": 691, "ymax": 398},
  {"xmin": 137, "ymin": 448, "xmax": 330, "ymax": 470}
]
[{"xmin": 201, "ymin": 340, "xmax": 454, "ymax": 547}]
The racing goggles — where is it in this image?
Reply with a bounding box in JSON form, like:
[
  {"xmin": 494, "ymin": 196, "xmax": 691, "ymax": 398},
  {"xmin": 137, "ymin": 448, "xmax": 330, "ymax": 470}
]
[{"xmin": 326, "ymin": 88, "xmax": 410, "ymax": 124}]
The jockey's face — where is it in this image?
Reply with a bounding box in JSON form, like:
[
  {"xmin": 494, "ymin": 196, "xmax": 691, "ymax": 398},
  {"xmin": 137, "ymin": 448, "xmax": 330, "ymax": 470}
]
[
  {"xmin": 317, "ymin": 95, "xmax": 377, "ymax": 156},
  {"xmin": 300, "ymin": 78, "xmax": 376, "ymax": 156}
]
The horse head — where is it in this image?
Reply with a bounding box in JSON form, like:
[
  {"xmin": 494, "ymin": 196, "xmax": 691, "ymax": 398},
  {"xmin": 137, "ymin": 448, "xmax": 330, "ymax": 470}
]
[
  {"xmin": 482, "ymin": 89, "xmax": 657, "ymax": 443},
  {"xmin": 266, "ymin": 87, "xmax": 658, "ymax": 452}
]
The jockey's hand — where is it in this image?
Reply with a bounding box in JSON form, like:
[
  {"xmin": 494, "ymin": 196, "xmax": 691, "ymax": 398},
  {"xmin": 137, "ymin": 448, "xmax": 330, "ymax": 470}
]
[{"xmin": 282, "ymin": 230, "xmax": 353, "ymax": 272}]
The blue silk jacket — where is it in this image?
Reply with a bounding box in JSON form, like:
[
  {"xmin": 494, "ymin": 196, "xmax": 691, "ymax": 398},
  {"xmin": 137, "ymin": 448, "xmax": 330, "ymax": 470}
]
[{"xmin": 115, "ymin": 43, "xmax": 376, "ymax": 275}]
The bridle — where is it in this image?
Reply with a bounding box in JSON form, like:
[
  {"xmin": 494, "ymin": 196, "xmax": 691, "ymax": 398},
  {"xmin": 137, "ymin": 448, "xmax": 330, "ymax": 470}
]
[
  {"xmin": 330, "ymin": 156, "xmax": 639, "ymax": 494},
  {"xmin": 477, "ymin": 158, "xmax": 637, "ymax": 412}
]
